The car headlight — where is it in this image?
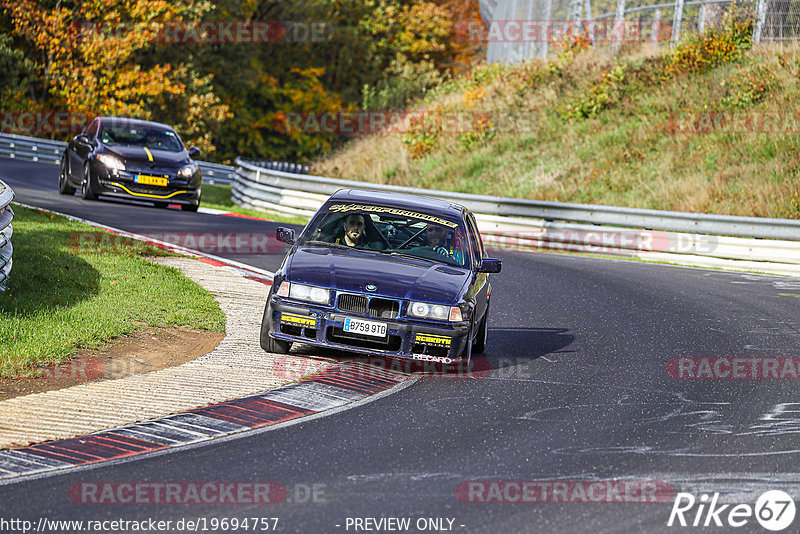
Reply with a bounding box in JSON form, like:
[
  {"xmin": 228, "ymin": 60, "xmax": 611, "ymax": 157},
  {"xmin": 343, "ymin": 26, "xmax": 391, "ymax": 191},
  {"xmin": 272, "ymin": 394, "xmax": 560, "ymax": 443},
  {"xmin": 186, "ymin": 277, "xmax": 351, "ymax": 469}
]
[
  {"xmin": 178, "ymin": 164, "xmax": 198, "ymax": 178},
  {"xmin": 97, "ymin": 154, "xmax": 124, "ymax": 171},
  {"xmin": 280, "ymin": 282, "xmax": 330, "ymax": 304},
  {"xmin": 409, "ymin": 301, "xmax": 462, "ymax": 322}
]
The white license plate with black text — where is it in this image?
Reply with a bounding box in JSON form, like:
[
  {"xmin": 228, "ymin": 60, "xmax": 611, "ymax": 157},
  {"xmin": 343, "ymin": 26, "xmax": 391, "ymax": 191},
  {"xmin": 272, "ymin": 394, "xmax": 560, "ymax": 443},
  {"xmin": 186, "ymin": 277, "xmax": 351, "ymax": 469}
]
[{"xmin": 343, "ymin": 317, "xmax": 387, "ymax": 338}]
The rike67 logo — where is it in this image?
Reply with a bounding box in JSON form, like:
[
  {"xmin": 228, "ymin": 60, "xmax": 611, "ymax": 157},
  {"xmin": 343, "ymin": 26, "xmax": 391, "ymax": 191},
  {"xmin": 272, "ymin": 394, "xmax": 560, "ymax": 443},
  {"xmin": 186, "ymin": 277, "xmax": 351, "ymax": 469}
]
[{"xmin": 668, "ymin": 490, "xmax": 796, "ymax": 531}]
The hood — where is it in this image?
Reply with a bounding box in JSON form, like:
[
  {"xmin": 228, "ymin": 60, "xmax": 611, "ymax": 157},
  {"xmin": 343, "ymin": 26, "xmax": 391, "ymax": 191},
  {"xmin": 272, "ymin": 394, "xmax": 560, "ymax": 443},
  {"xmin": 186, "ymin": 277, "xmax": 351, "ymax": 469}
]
[
  {"xmin": 286, "ymin": 247, "xmax": 470, "ymax": 305},
  {"xmin": 103, "ymin": 146, "xmax": 189, "ymax": 167}
]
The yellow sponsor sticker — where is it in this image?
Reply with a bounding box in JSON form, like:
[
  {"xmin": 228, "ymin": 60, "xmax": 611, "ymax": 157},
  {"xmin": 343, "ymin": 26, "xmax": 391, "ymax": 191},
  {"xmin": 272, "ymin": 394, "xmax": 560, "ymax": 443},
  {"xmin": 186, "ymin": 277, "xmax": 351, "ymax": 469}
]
[
  {"xmin": 414, "ymin": 333, "xmax": 452, "ymax": 347},
  {"xmin": 280, "ymin": 313, "xmax": 317, "ymax": 328}
]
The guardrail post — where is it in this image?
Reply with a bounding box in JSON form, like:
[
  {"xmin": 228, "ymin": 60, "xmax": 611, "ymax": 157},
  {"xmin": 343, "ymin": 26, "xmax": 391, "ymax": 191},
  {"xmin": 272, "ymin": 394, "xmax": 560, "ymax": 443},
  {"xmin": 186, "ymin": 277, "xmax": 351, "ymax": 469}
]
[
  {"xmin": 671, "ymin": 0, "xmax": 685, "ymax": 47},
  {"xmin": 753, "ymin": 0, "xmax": 767, "ymax": 43}
]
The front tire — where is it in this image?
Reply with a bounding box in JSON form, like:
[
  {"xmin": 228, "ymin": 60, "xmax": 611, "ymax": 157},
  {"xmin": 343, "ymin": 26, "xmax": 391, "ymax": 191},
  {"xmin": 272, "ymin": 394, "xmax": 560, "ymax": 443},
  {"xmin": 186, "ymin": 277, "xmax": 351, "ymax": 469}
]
[
  {"xmin": 472, "ymin": 305, "xmax": 488, "ymax": 354},
  {"xmin": 58, "ymin": 158, "xmax": 76, "ymax": 195},
  {"xmin": 180, "ymin": 203, "xmax": 199, "ymax": 212},
  {"xmin": 81, "ymin": 164, "xmax": 98, "ymax": 200},
  {"xmin": 260, "ymin": 301, "xmax": 292, "ymax": 354}
]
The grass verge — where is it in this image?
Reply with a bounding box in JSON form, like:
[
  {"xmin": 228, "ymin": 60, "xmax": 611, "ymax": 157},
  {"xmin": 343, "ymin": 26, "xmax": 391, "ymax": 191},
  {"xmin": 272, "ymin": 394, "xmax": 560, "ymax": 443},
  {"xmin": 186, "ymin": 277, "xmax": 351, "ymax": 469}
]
[
  {"xmin": 0, "ymin": 206, "xmax": 225, "ymax": 378},
  {"xmin": 202, "ymin": 184, "xmax": 310, "ymax": 225}
]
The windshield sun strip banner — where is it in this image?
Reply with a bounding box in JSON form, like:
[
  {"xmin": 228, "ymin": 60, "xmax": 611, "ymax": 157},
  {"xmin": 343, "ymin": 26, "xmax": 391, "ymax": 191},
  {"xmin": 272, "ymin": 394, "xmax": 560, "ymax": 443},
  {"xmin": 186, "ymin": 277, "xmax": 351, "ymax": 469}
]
[{"xmin": 327, "ymin": 203, "xmax": 459, "ymax": 229}]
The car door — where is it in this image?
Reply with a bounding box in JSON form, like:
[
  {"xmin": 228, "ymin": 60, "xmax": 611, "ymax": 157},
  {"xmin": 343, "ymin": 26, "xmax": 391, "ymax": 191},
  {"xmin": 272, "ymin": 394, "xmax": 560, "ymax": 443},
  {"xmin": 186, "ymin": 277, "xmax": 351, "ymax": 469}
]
[
  {"xmin": 68, "ymin": 119, "xmax": 98, "ymax": 181},
  {"xmin": 464, "ymin": 211, "xmax": 490, "ymax": 329}
]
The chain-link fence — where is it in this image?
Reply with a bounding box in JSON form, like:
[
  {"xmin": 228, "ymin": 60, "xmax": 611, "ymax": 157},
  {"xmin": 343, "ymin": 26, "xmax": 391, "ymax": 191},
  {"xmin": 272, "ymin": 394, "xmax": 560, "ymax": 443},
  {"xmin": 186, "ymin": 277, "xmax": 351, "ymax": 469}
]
[{"xmin": 484, "ymin": 0, "xmax": 800, "ymax": 62}]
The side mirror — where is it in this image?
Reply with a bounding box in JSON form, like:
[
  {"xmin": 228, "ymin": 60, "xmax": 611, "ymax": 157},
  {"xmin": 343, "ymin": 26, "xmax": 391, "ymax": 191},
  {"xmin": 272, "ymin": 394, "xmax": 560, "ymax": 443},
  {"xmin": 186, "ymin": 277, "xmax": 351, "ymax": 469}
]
[
  {"xmin": 188, "ymin": 146, "xmax": 200, "ymax": 158},
  {"xmin": 75, "ymin": 134, "xmax": 91, "ymax": 145},
  {"xmin": 276, "ymin": 227, "xmax": 295, "ymax": 245},
  {"xmin": 478, "ymin": 258, "xmax": 502, "ymax": 273}
]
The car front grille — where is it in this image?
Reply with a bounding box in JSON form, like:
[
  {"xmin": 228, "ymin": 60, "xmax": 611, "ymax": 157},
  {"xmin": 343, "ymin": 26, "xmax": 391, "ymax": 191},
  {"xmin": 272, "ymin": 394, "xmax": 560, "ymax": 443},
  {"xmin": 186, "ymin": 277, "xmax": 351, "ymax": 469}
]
[
  {"xmin": 337, "ymin": 293, "xmax": 400, "ymax": 319},
  {"xmin": 369, "ymin": 298, "xmax": 399, "ymax": 319},
  {"xmin": 338, "ymin": 294, "xmax": 367, "ymax": 315}
]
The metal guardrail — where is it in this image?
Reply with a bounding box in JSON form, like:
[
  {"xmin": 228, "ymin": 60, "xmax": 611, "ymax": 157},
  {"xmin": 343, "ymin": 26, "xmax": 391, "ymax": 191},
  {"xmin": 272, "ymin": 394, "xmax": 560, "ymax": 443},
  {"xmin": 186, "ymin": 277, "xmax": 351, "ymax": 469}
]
[
  {"xmin": 234, "ymin": 158, "xmax": 800, "ymax": 275},
  {"xmin": 235, "ymin": 158, "xmax": 800, "ymax": 241},
  {"xmin": 0, "ymin": 132, "xmax": 235, "ymax": 185},
  {"xmin": 0, "ymin": 179, "xmax": 14, "ymax": 291}
]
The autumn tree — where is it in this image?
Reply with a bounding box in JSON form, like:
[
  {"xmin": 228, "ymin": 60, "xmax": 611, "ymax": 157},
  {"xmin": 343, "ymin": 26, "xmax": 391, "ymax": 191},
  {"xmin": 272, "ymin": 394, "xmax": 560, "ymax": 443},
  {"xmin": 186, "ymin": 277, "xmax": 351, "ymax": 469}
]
[{"xmin": 0, "ymin": 0, "xmax": 230, "ymax": 153}]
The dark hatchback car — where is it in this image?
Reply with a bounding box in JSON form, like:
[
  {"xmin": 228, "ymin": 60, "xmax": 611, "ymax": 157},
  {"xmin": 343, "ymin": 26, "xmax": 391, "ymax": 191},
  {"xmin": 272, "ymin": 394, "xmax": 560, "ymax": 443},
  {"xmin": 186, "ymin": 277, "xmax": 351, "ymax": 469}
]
[
  {"xmin": 260, "ymin": 189, "xmax": 502, "ymax": 364},
  {"xmin": 59, "ymin": 116, "xmax": 202, "ymax": 211}
]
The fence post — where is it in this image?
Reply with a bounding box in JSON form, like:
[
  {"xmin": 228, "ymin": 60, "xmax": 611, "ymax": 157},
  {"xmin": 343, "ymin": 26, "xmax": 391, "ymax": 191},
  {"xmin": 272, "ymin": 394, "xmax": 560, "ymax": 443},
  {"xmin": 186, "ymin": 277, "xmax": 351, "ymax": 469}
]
[
  {"xmin": 584, "ymin": 0, "xmax": 596, "ymax": 46},
  {"xmin": 542, "ymin": 0, "xmax": 553, "ymax": 57},
  {"xmin": 671, "ymin": 0, "xmax": 685, "ymax": 47},
  {"xmin": 652, "ymin": 8, "xmax": 661, "ymax": 44},
  {"xmin": 698, "ymin": 4, "xmax": 707, "ymax": 33},
  {"xmin": 753, "ymin": 0, "xmax": 767, "ymax": 43},
  {"xmin": 612, "ymin": 0, "xmax": 627, "ymax": 53}
]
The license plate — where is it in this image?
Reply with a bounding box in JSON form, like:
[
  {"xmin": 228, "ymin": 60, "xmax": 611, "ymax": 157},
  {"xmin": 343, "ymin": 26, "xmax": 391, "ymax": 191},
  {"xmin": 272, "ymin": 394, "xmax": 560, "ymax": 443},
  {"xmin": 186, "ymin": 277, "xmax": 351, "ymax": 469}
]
[
  {"xmin": 343, "ymin": 317, "xmax": 387, "ymax": 338},
  {"xmin": 135, "ymin": 175, "xmax": 168, "ymax": 187}
]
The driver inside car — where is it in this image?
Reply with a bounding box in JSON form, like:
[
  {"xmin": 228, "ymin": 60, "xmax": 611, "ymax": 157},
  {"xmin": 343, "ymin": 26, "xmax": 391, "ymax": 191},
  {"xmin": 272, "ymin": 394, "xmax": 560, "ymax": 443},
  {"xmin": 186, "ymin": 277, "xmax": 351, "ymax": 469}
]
[{"xmin": 332, "ymin": 213, "xmax": 385, "ymax": 250}]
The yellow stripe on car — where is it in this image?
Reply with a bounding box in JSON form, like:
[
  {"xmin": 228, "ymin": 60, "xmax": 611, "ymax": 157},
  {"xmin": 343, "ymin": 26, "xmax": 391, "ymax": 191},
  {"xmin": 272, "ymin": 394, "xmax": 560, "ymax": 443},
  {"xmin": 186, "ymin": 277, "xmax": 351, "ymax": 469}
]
[
  {"xmin": 110, "ymin": 182, "xmax": 188, "ymax": 199},
  {"xmin": 143, "ymin": 146, "xmax": 153, "ymax": 162}
]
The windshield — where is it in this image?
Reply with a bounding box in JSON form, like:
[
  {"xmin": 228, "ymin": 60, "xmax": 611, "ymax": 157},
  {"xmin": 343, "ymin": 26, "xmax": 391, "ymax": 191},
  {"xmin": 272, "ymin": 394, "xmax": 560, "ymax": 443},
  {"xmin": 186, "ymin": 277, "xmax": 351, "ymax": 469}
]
[
  {"xmin": 298, "ymin": 203, "xmax": 470, "ymax": 268},
  {"xmin": 99, "ymin": 124, "xmax": 185, "ymax": 153}
]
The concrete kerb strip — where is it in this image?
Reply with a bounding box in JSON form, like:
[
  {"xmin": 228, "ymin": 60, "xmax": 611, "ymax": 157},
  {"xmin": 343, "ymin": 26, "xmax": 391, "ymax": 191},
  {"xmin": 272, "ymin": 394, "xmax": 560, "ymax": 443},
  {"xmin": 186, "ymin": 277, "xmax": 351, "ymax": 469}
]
[
  {"xmin": 0, "ymin": 204, "xmax": 414, "ymax": 479},
  {"xmin": 0, "ymin": 254, "xmax": 337, "ymax": 449}
]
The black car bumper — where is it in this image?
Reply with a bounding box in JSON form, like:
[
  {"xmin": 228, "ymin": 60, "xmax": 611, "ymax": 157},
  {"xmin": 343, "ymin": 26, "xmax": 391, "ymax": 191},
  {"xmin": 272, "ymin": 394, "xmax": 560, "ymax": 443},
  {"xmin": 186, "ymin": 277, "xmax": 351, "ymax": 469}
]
[{"xmin": 92, "ymin": 165, "xmax": 201, "ymax": 205}]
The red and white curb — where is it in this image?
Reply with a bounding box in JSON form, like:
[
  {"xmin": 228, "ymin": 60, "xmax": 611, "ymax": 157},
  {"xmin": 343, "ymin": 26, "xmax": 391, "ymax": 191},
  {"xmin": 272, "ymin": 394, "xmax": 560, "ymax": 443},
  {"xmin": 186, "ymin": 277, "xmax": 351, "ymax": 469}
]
[
  {"xmin": 0, "ymin": 363, "xmax": 408, "ymax": 480},
  {"xmin": 0, "ymin": 203, "xmax": 415, "ymax": 479}
]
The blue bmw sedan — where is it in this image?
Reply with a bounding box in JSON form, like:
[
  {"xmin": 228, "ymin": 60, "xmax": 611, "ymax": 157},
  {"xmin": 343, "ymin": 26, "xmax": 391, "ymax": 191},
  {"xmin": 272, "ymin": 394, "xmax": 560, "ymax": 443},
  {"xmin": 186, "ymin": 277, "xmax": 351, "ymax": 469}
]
[{"xmin": 260, "ymin": 189, "xmax": 501, "ymax": 364}]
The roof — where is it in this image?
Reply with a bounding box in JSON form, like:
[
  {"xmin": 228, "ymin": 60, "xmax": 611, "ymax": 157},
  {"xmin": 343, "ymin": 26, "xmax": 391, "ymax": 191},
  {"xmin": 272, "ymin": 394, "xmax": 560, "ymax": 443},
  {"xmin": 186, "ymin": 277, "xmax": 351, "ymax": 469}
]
[
  {"xmin": 96, "ymin": 116, "xmax": 176, "ymax": 131},
  {"xmin": 327, "ymin": 189, "xmax": 466, "ymax": 219}
]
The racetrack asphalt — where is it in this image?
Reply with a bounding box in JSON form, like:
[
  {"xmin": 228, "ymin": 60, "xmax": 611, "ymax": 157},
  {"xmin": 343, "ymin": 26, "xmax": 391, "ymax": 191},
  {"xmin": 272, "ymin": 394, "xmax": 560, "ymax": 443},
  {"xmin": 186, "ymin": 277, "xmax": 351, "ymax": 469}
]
[{"xmin": 2, "ymin": 158, "xmax": 800, "ymax": 533}]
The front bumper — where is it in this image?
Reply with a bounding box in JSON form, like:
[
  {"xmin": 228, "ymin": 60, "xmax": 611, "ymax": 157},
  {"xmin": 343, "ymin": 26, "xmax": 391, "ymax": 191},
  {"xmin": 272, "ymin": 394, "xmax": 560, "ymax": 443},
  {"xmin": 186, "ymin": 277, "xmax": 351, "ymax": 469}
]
[
  {"xmin": 93, "ymin": 164, "xmax": 201, "ymax": 205},
  {"xmin": 99, "ymin": 180, "xmax": 200, "ymax": 205},
  {"xmin": 268, "ymin": 298, "xmax": 471, "ymax": 363}
]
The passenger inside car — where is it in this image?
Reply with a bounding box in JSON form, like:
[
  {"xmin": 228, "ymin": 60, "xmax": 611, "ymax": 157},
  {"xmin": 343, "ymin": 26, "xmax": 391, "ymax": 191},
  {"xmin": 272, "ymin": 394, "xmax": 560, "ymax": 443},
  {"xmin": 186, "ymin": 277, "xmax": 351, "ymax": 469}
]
[{"xmin": 414, "ymin": 223, "xmax": 464, "ymax": 264}]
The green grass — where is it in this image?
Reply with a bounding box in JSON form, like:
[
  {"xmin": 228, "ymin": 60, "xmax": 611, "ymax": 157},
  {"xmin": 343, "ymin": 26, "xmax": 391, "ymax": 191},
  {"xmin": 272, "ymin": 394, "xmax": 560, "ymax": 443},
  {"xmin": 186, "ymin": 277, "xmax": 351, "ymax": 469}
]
[
  {"xmin": 311, "ymin": 28, "xmax": 800, "ymax": 220},
  {"xmin": 202, "ymin": 184, "xmax": 310, "ymax": 225},
  {"xmin": 0, "ymin": 206, "xmax": 225, "ymax": 378}
]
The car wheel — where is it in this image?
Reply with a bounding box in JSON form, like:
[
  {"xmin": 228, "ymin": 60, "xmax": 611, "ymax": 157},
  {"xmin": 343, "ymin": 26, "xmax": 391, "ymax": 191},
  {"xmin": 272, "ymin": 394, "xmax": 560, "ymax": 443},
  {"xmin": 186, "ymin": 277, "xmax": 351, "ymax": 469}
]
[
  {"xmin": 472, "ymin": 305, "xmax": 488, "ymax": 354},
  {"xmin": 81, "ymin": 164, "xmax": 98, "ymax": 200},
  {"xmin": 58, "ymin": 158, "xmax": 76, "ymax": 195},
  {"xmin": 260, "ymin": 302, "xmax": 292, "ymax": 354},
  {"xmin": 180, "ymin": 203, "xmax": 199, "ymax": 212},
  {"xmin": 153, "ymin": 201, "xmax": 169, "ymax": 209}
]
